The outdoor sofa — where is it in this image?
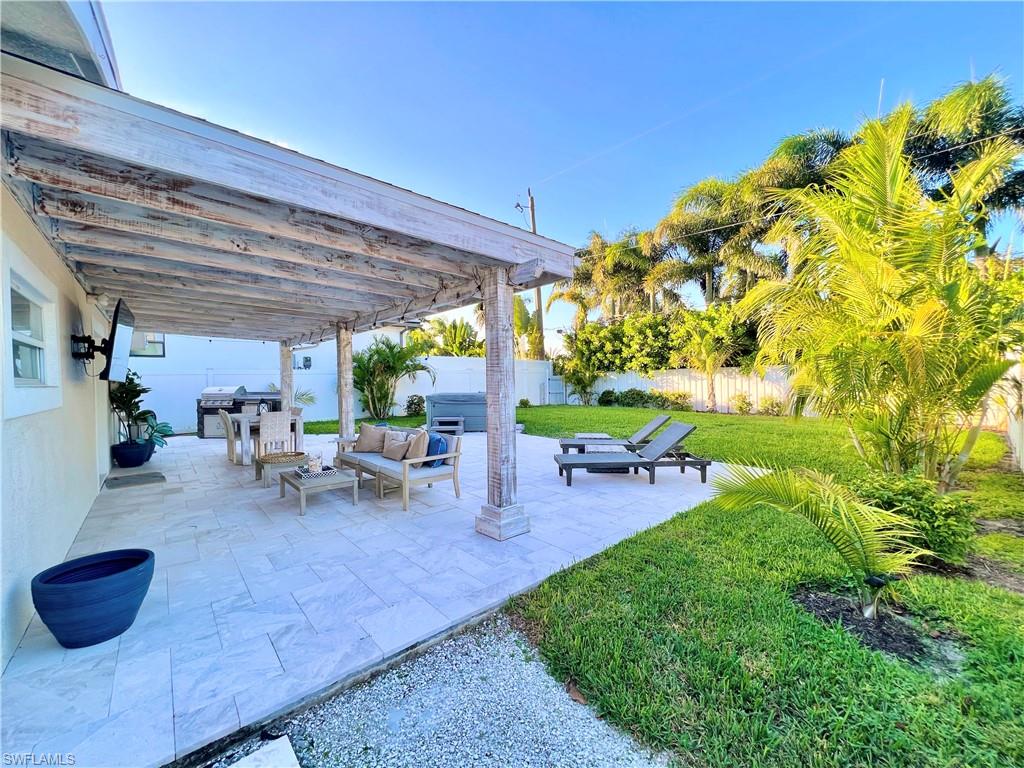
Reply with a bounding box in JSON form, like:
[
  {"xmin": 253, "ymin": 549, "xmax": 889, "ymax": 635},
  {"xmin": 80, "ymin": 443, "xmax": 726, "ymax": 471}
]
[
  {"xmin": 553, "ymin": 422, "xmax": 710, "ymax": 486},
  {"xmin": 335, "ymin": 425, "xmax": 462, "ymax": 511}
]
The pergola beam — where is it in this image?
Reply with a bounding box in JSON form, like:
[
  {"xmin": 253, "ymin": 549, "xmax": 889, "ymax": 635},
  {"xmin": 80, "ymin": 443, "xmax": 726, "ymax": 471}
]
[
  {"xmin": 35, "ymin": 186, "xmax": 450, "ymax": 291},
  {"xmin": 57, "ymin": 225, "xmax": 417, "ymax": 301}
]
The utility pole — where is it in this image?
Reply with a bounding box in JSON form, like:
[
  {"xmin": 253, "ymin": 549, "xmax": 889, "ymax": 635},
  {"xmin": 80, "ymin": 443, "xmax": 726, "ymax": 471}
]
[{"xmin": 527, "ymin": 188, "xmax": 546, "ymax": 359}]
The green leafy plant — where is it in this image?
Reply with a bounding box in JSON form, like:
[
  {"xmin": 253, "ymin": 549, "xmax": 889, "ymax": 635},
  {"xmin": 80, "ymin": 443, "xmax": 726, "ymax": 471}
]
[
  {"xmin": 353, "ymin": 337, "xmax": 435, "ymax": 420},
  {"xmin": 266, "ymin": 382, "xmax": 317, "ymax": 407},
  {"xmin": 597, "ymin": 389, "xmax": 618, "ymax": 407},
  {"xmin": 670, "ymin": 304, "xmax": 743, "ymax": 412},
  {"xmin": 108, "ymin": 369, "xmax": 150, "ymax": 443},
  {"xmin": 655, "ymin": 390, "xmax": 693, "ymax": 411},
  {"xmin": 405, "ymin": 394, "xmax": 425, "ymax": 417},
  {"xmin": 409, "ymin": 318, "xmax": 484, "ymax": 357},
  {"xmin": 741, "ymin": 106, "xmax": 1024, "ymax": 490},
  {"xmin": 731, "ymin": 392, "xmax": 754, "ymax": 415},
  {"xmin": 713, "ymin": 465, "xmax": 928, "ymax": 619},
  {"xmin": 518, "ymin": 398, "xmax": 532, "ymax": 408},
  {"xmin": 856, "ymin": 473, "xmax": 976, "ymax": 565},
  {"xmin": 616, "ymin": 388, "xmax": 651, "ymax": 408},
  {"xmin": 759, "ymin": 396, "xmax": 786, "ymax": 416},
  {"xmin": 142, "ymin": 413, "xmax": 174, "ymax": 448}
]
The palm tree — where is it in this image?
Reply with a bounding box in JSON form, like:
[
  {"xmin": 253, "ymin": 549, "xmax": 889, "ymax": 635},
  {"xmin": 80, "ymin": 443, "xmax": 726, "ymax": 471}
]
[
  {"xmin": 409, "ymin": 318, "xmax": 484, "ymax": 357},
  {"xmin": 670, "ymin": 303, "xmax": 741, "ymax": 412},
  {"xmin": 352, "ymin": 336, "xmax": 436, "ymax": 420},
  {"xmin": 741, "ymin": 104, "xmax": 1024, "ymax": 490},
  {"xmin": 713, "ymin": 465, "xmax": 927, "ymax": 619}
]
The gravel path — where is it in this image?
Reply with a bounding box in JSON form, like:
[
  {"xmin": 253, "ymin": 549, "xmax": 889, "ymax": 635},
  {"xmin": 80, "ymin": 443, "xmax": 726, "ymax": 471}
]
[{"xmin": 213, "ymin": 616, "xmax": 667, "ymax": 768}]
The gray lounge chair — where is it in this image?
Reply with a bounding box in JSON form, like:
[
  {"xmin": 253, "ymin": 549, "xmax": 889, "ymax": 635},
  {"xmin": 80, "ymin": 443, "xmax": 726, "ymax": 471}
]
[
  {"xmin": 553, "ymin": 422, "xmax": 710, "ymax": 486},
  {"xmin": 557, "ymin": 414, "xmax": 670, "ymax": 454}
]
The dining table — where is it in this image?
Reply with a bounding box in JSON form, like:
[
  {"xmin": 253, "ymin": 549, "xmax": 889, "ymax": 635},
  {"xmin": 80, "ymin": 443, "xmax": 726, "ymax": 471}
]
[{"xmin": 229, "ymin": 412, "xmax": 304, "ymax": 466}]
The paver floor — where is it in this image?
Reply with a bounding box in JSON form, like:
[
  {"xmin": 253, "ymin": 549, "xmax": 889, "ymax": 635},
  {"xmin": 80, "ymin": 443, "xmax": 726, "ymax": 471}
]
[{"xmin": 1, "ymin": 432, "xmax": 720, "ymax": 767}]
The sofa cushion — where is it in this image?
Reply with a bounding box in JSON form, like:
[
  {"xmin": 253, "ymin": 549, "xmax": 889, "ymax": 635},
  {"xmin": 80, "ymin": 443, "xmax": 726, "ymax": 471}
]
[
  {"xmin": 406, "ymin": 429, "xmax": 429, "ymax": 467},
  {"xmin": 424, "ymin": 432, "xmax": 447, "ymax": 468},
  {"xmin": 353, "ymin": 424, "xmax": 387, "ymax": 453},
  {"xmin": 442, "ymin": 434, "xmax": 458, "ymax": 465},
  {"xmin": 360, "ymin": 455, "xmax": 454, "ymax": 481},
  {"xmin": 382, "ymin": 430, "xmax": 412, "ymax": 460}
]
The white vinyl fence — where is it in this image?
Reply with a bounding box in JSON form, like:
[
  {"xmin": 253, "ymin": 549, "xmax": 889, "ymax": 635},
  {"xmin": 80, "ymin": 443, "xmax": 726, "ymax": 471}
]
[
  {"xmin": 595, "ymin": 367, "xmax": 792, "ymax": 414},
  {"xmin": 594, "ymin": 366, "xmax": 1012, "ymax": 432},
  {"xmin": 1004, "ymin": 362, "xmax": 1024, "ymax": 474}
]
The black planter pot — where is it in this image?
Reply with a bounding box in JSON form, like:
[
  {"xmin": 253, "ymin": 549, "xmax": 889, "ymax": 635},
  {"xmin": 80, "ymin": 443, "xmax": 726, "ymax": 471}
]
[
  {"xmin": 31, "ymin": 549, "xmax": 155, "ymax": 648},
  {"xmin": 143, "ymin": 440, "xmax": 156, "ymax": 461},
  {"xmin": 111, "ymin": 441, "xmax": 148, "ymax": 468}
]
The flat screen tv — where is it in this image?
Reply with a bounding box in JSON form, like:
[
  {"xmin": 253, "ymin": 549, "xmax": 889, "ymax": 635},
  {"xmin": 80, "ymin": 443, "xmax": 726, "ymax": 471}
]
[{"xmin": 99, "ymin": 300, "xmax": 136, "ymax": 382}]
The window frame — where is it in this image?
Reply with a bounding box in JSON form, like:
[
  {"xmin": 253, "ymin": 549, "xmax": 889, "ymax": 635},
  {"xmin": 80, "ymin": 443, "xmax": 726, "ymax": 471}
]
[
  {"xmin": 130, "ymin": 331, "xmax": 166, "ymax": 358},
  {"xmin": 3, "ymin": 234, "xmax": 63, "ymax": 419},
  {"xmin": 10, "ymin": 284, "xmax": 47, "ymax": 385}
]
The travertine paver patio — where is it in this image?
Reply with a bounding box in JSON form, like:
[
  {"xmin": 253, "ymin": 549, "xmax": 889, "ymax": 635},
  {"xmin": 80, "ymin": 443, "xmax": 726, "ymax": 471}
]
[{"xmin": 1, "ymin": 432, "xmax": 722, "ymax": 767}]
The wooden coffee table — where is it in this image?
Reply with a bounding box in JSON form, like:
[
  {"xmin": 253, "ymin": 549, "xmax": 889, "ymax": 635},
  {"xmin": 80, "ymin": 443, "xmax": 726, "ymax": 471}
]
[{"xmin": 279, "ymin": 468, "xmax": 359, "ymax": 515}]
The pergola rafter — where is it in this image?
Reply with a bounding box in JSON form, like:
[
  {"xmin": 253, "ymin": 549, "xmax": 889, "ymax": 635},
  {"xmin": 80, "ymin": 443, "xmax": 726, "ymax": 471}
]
[{"xmin": 1, "ymin": 52, "xmax": 575, "ymax": 539}]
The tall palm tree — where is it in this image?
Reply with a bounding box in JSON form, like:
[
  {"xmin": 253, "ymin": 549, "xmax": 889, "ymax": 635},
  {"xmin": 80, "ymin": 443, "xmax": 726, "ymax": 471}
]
[
  {"xmin": 741, "ymin": 104, "xmax": 1024, "ymax": 489},
  {"xmin": 410, "ymin": 318, "xmax": 484, "ymax": 357},
  {"xmin": 669, "ymin": 303, "xmax": 741, "ymax": 412}
]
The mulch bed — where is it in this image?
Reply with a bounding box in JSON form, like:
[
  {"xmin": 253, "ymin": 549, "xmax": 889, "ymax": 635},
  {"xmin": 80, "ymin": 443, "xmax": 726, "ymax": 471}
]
[{"xmin": 793, "ymin": 589, "xmax": 963, "ymax": 675}]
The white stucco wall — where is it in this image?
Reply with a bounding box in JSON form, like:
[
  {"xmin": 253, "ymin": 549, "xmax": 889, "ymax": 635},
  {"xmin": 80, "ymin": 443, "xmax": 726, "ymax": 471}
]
[{"xmin": 1, "ymin": 186, "xmax": 111, "ymax": 669}]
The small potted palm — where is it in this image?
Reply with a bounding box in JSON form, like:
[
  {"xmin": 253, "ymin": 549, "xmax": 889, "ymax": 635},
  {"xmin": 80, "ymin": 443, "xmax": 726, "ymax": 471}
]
[{"xmin": 109, "ymin": 370, "xmax": 151, "ymax": 468}]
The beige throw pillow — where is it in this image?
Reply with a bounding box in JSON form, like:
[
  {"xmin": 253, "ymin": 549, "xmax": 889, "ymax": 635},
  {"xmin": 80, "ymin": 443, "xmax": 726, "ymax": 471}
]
[
  {"xmin": 406, "ymin": 429, "xmax": 429, "ymax": 467},
  {"xmin": 382, "ymin": 430, "xmax": 412, "ymax": 461},
  {"xmin": 353, "ymin": 423, "xmax": 387, "ymax": 453}
]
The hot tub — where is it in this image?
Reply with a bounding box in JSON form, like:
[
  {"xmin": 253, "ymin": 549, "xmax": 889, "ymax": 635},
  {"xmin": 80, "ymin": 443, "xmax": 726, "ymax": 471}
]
[{"xmin": 426, "ymin": 392, "xmax": 487, "ymax": 432}]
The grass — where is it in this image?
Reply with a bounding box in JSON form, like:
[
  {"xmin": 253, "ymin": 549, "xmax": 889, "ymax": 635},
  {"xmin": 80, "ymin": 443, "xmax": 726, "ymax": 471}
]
[
  {"xmin": 511, "ymin": 502, "xmax": 1024, "ymax": 767},
  {"xmin": 976, "ymin": 533, "xmax": 1024, "ymax": 573},
  {"xmin": 305, "ymin": 415, "xmax": 421, "ymax": 434}
]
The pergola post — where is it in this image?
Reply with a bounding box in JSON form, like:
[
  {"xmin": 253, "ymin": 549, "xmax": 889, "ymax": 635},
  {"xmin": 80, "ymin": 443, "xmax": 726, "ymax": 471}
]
[
  {"xmin": 475, "ymin": 266, "xmax": 528, "ymax": 540},
  {"xmin": 336, "ymin": 324, "xmax": 355, "ymax": 438},
  {"xmin": 279, "ymin": 341, "xmax": 293, "ymax": 410}
]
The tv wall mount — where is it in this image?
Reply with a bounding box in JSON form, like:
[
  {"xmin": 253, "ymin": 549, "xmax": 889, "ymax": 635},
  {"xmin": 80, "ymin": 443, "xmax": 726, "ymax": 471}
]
[{"xmin": 71, "ymin": 334, "xmax": 111, "ymax": 362}]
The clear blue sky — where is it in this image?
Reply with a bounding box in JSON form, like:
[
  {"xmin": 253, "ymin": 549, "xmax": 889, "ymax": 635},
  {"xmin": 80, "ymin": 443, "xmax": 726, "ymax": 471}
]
[{"xmin": 102, "ymin": 1, "xmax": 1024, "ymax": 345}]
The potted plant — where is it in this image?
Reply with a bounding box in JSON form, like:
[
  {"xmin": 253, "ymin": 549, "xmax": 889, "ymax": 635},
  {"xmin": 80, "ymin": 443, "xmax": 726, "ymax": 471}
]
[
  {"xmin": 141, "ymin": 412, "xmax": 173, "ymax": 460},
  {"xmin": 108, "ymin": 370, "xmax": 151, "ymax": 468}
]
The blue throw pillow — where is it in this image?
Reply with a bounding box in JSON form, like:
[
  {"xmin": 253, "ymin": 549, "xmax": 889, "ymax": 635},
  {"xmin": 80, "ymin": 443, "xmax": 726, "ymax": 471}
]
[{"xmin": 425, "ymin": 432, "xmax": 447, "ymax": 468}]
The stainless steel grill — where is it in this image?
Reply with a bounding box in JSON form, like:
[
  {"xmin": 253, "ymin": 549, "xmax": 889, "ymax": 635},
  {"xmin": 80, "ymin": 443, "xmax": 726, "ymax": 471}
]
[{"xmin": 196, "ymin": 386, "xmax": 282, "ymax": 437}]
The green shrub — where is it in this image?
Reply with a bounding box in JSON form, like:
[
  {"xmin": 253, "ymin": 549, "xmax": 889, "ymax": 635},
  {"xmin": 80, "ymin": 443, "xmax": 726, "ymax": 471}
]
[
  {"xmin": 597, "ymin": 389, "xmax": 619, "ymax": 407},
  {"xmin": 730, "ymin": 392, "xmax": 754, "ymax": 415},
  {"xmin": 404, "ymin": 394, "xmax": 425, "ymax": 417},
  {"xmin": 652, "ymin": 389, "xmax": 692, "ymax": 411},
  {"xmin": 856, "ymin": 473, "xmax": 976, "ymax": 565},
  {"xmin": 518, "ymin": 398, "xmax": 532, "ymax": 408},
  {"xmin": 759, "ymin": 396, "xmax": 786, "ymax": 416},
  {"xmin": 617, "ymin": 388, "xmax": 651, "ymax": 408}
]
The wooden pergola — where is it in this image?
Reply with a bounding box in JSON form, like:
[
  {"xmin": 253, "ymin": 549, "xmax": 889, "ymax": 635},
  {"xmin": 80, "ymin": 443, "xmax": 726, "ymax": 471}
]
[{"xmin": 1, "ymin": 53, "xmax": 575, "ymax": 540}]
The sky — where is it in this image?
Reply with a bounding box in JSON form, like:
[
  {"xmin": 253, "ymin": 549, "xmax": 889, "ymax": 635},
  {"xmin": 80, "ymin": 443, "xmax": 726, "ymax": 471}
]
[{"xmin": 101, "ymin": 1, "xmax": 1024, "ymax": 350}]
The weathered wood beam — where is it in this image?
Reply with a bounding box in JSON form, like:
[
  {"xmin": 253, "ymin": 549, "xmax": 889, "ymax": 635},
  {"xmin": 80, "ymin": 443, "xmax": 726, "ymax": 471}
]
[
  {"xmin": 96, "ymin": 291, "xmax": 345, "ymax": 322},
  {"xmin": 34, "ymin": 186, "xmax": 451, "ymax": 291},
  {"xmin": 475, "ymin": 266, "xmax": 527, "ymax": 540},
  {"xmin": 131, "ymin": 314, "xmax": 315, "ymax": 339},
  {"xmin": 279, "ymin": 342, "xmax": 294, "ymax": 411},
  {"xmin": 80, "ymin": 268, "xmax": 364, "ymax": 317},
  {"xmin": 346, "ymin": 280, "xmax": 482, "ymax": 333},
  {"xmin": 336, "ymin": 324, "xmax": 355, "ymax": 438},
  {"xmin": 0, "ymin": 63, "xmax": 574, "ymax": 271},
  {"xmin": 55, "ymin": 223, "xmax": 418, "ymax": 301},
  {"xmin": 69, "ymin": 248, "xmax": 384, "ymax": 309},
  {"xmin": 108, "ymin": 296, "xmax": 341, "ymax": 326}
]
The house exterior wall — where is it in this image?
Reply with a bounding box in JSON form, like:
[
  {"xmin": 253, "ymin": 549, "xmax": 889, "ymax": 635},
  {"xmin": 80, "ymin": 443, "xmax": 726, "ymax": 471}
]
[
  {"xmin": 129, "ymin": 334, "xmax": 553, "ymax": 432},
  {"xmin": 1, "ymin": 185, "xmax": 111, "ymax": 669}
]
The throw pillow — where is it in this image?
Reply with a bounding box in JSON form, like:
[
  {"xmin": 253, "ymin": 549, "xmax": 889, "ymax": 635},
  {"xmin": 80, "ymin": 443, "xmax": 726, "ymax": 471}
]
[
  {"xmin": 405, "ymin": 429, "xmax": 429, "ymax": 468},
  {"xmin": 382, "ymin": 430, "xmax": 412, "ymax": 460},
  {"xmin": 424, "ymin": 432, "xmax": 447, "ymax": 468},
  {"xmin": 353, "ymin": 423, "xmax": 387, "ymax": 453},
  {"xmin": 442, "ymin": 434, "xmax": 458, "ymax": 465}
]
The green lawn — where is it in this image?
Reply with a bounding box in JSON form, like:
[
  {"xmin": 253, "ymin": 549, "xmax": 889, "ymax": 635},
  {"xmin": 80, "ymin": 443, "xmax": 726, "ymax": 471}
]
[
  {"xmin": 511, "ymin": 504, "xmax": 1024, "ymax": 767},
  {"xmin": 976, "ymin": 533, "xmax": 1024, "ymax": 573}
]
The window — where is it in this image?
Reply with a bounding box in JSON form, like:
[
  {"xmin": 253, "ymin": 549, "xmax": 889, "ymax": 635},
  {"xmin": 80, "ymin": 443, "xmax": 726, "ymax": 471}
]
[
  {"xmin": 130, "ymin": 331, "xmax": 165, "ymax": 357},
  {"xmin": 11, "ymin": 287, "xmax": 45, "ymax": 384}
]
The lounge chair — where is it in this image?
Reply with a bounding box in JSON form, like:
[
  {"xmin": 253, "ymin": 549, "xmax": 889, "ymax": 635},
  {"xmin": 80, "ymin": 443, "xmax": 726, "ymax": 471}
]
[
  {"xmin": 557, "ymin": 414, "xmax": 670, "ymax": 454},
  {"xmin": 553, "ymin": 422, "xmax": 710, "ymax": 486}
]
